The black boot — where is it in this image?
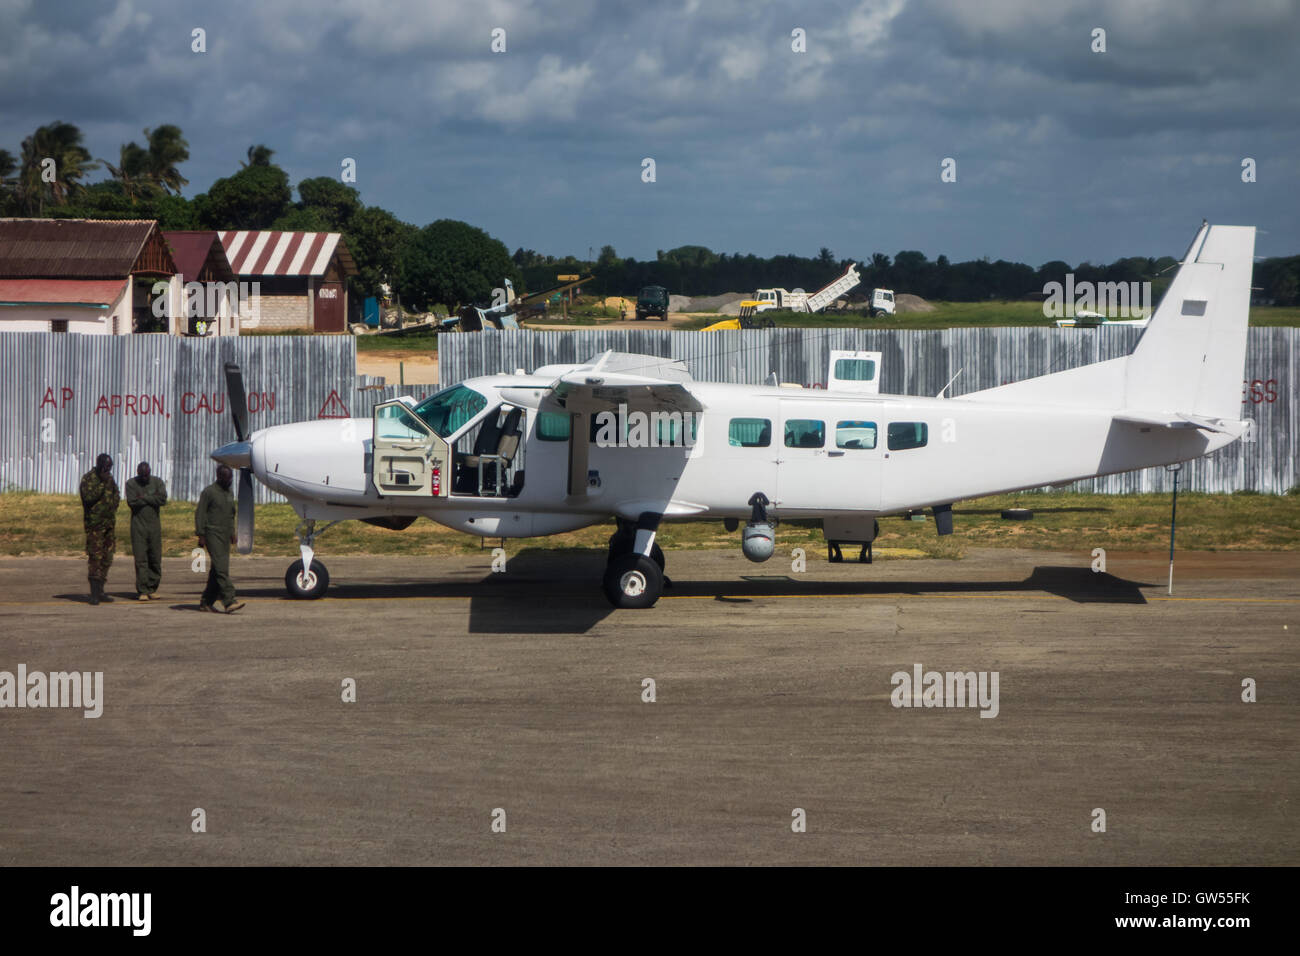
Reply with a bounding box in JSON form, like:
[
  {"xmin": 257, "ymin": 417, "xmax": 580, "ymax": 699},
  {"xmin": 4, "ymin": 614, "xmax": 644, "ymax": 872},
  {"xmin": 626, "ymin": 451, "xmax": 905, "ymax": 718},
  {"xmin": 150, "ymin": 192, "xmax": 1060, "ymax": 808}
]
[
  {"xmin": 89, "ymin": 577, "xmax": 100, "ymax": 605},
  {"xmin": 99, "ymin": 581, "xmax": 114, "ymax": 603}
]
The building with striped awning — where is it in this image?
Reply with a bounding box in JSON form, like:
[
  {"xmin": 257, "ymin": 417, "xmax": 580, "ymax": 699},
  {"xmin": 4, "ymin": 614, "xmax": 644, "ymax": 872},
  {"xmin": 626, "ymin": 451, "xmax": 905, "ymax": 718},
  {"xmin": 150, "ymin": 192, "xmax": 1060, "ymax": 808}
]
[{"xmin": 217, "ymin": 230, "xmax": 358, "ymax": 333}]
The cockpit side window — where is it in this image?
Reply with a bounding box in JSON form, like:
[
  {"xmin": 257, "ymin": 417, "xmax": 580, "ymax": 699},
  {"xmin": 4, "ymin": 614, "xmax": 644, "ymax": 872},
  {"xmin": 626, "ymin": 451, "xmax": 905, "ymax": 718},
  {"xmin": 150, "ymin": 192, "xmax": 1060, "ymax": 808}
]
[{"xmin": 412, "ymin": 385, "xmax": 488, "ymax": 437}]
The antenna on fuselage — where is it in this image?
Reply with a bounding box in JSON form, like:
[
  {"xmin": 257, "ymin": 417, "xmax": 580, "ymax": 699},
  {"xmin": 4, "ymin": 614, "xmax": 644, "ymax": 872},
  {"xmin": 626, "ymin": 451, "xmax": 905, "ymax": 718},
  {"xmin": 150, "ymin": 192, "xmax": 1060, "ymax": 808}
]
[{"xmin": 936, "ymin": 367, "xmax": 963, "ymax": 398}]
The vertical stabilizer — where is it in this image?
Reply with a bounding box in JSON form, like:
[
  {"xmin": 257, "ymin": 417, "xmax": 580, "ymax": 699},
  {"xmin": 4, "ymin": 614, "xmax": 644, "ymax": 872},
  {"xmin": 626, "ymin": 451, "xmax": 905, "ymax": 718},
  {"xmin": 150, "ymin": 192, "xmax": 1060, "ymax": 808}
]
[{"xmin": 1124, "ymin": 222, "xmax": 1255, "ymax": 421}]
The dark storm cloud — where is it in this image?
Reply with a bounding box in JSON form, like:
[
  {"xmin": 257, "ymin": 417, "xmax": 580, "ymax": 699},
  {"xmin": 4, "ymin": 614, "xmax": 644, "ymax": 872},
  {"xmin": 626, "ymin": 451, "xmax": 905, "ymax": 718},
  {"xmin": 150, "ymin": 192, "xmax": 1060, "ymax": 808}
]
[{"xmin": 2, "ymin": 0, "xmax": 1296, "ymax": 266}]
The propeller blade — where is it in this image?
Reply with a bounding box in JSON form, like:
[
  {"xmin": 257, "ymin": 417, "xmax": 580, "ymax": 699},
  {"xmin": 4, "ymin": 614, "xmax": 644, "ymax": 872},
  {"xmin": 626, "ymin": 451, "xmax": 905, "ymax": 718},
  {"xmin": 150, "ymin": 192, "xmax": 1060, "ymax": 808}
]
[
  {"xmin": 224, "ymin": 361, "xmax": 249, "ymax": 442},
  {"xmin": 237, "ymin": 467, "xmax": 254, "ymax": 554}
]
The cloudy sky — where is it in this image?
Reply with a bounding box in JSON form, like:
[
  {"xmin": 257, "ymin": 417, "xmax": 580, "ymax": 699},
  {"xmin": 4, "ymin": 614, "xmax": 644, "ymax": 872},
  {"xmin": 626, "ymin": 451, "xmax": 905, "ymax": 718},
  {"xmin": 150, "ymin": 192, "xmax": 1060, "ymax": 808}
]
[{"xmin": 3, "ymin": 0, "xmax": 1298, "ymax": 266}]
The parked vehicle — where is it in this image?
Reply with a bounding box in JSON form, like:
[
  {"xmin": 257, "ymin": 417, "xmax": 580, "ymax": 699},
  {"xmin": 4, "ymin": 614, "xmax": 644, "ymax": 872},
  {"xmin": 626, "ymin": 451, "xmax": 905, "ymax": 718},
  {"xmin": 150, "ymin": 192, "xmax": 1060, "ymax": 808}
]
[{"xmin": 635, "ymin": 285, "xmax": 670, "ymax": 321}]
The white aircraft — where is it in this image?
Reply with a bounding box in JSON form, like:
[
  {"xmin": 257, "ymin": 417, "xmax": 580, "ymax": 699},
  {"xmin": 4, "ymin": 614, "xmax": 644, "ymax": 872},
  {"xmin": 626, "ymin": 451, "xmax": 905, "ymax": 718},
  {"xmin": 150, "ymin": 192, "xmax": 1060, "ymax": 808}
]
[{"xmin": 213, "ymin": 221, "xmax": 1254, "ymax": 608}]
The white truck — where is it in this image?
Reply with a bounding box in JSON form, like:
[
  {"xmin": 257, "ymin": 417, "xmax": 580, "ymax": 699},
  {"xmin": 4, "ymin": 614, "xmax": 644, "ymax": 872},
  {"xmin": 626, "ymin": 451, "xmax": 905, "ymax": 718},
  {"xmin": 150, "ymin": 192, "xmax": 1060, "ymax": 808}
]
[{"xmin": 754, "ymin": 264, "xmax": 896, "ymax": 316}]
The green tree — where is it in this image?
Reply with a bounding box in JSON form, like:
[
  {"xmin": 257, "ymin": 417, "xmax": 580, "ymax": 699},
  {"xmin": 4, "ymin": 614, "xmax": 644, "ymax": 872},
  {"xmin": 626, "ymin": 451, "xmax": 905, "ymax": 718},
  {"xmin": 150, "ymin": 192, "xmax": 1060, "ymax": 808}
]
[
  {"xmin": 398, "ymin": 219, "xmax": 518, "ymax": 311},
  {"xmin": 142, "ymin": 125, "xmax": 190, "ymax": 194},
  {"xmin": 103, "ymin": 141, "xmax": 155, "ymax": 201},
  {"xmin": 0, "ymin": 149, "xmax": 16, "ymax": 214},
  {"xmin": 292, "ymin": 177, "xmax": 361, "ymax": 231},
  {"xmin": 347, "ymin": 206, "xmax": 417, "ymax": 299},
  {"xmin": 271, "ymin": 206, "xmax": 334, "ymax": 232},
  {"xmin": 242, "ymin": 144, "xmax": 275, "ymax": 168},
  {"xmin": 17, "ymin": 121, "xmax": 100, "ymax": 215},
  {"xmin": 154, "ymin": 193, "xmax": 200, "ymax": 230},
  {"xmin": 197, "ymin": 162, "xmax": 292, "ymax": 229},
  {"xmin": 1269, "ymin": 264, "xmax": 1298, "ymax": 306}
]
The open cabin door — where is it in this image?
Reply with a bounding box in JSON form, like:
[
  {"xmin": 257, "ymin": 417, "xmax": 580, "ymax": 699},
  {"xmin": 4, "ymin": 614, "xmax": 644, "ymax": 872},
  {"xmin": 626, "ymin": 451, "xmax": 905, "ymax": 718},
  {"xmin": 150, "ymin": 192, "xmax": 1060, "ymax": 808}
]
[{"xmin": 372, "ymin": 400, "xmax": 449, "ymax": 497}]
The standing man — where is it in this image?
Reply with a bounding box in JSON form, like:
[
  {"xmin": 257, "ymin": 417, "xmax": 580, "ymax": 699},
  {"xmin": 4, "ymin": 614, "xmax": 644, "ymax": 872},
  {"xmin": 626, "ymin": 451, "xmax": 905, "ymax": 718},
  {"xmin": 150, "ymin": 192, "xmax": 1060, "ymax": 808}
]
[
  {"xmin": 79, "ymin": 453, "xmax": 120, "ymax": 605},
  {"xmin": 195, "ymin": 464, "xmax": 244, "ymax": 613},
  {"xmin": 125, "ymin": 461, "xmax": 167, "ymax": 601}
]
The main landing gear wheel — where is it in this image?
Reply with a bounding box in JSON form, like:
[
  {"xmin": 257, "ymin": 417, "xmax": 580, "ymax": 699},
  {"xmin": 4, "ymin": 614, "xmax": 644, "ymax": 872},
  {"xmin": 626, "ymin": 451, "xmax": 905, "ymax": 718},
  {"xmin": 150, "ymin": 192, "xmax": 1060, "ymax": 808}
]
[
  {"xmin": 608, "ymin": 531, "xmax": 666, "ymax": 571},
  {"xmin": 285, "ymin": 558, "xmax": 330, "ymax": 599},
  {"xmin": 603, "ymin": 553, "xmax": 663, "ymax": 609}
]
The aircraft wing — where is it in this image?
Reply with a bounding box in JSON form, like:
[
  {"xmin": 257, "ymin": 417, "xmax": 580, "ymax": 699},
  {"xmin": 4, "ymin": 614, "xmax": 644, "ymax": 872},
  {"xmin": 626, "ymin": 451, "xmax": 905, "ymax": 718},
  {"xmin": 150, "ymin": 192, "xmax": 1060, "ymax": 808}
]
[
  {"xmin": 550, "ymin": 376, "xmax": 704, "ymax": 414},
  {"xmin": 543, "ymin": 351, "xmax": 704, "ymax": 413}
]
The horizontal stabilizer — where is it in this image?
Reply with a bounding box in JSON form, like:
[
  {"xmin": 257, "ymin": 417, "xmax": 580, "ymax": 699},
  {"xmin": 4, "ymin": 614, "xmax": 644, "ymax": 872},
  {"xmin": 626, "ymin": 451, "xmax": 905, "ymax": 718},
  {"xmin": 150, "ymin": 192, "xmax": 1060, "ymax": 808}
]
[{"xmin": 1112, "ymin": 411, "xmax": 1238, "ymax": 434}]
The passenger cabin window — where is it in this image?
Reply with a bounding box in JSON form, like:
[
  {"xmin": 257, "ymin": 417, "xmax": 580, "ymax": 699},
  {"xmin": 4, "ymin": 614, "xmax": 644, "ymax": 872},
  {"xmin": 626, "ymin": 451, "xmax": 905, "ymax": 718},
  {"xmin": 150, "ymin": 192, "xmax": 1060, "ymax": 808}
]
[
  {"xmin": 591, "ymin": 410, "xmax": 625, "ymax": 444},
  {"xmin": 536, "ymin": 411, "xmax": 571, "ymax": 441},
  {"xmin": 836, "ymin": 420, "xmax": 877, "ymax": 449},
  {"xmin": 833, "ymin": 358, "xmax": 876, "ymax": 382},
  {"xmin": 784, "ymin": 419, "xmax": 825, "ymax": 448},
  {"xmin": 729, "ymin": 418, "xmax": 771, "ymax": 447},
  {"xmin": 887, "ymin": 421, "xmax": 928, "ymax": 450},
  {"xmin": 655, "ymin": 412, "xmax": 697, "ymax": 445}
]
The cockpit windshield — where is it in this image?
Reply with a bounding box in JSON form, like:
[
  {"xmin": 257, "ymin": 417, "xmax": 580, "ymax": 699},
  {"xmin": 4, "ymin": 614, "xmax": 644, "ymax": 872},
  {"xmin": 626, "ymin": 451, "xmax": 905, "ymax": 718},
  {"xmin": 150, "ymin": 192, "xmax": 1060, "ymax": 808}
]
[{"xmin": 412, "ymin": 385, "xmax": 488, "ymax": 437}]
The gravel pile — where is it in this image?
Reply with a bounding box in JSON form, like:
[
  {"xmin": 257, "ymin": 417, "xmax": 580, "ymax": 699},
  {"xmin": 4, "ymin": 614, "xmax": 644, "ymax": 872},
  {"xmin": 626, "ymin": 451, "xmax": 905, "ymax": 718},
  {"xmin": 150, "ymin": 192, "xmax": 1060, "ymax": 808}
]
[
  {"xmin": 679, "ymin": 291, "xmax": 749, "ymax": 313},
  {"xmin": 668, "ymin": 294, "xmax": 694, "ymax": 312},
  {"xmin": 894, "ymin": 293, "xmax": 935, "ymax": 313}
]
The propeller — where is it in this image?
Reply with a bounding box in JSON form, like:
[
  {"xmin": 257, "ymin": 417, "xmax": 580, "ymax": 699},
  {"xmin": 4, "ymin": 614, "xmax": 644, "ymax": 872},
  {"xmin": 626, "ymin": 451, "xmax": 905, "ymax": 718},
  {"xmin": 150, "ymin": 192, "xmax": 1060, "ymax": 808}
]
[
  {"xmin": 225, "ymin": 361, "xmax": 249, "ymax": 442},
  {"xmin": 218, "ymin": 361, "xmax": 255, "ymax": 555}
]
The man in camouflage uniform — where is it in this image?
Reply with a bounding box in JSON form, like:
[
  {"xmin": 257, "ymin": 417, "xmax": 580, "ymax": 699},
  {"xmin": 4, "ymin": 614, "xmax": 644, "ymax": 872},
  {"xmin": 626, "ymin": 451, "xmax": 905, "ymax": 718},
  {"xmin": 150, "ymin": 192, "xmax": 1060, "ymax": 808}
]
[
  {"xmin": 125, "ymin": 460, "xmax": 167, "ymax": 601},
  {"xmin": 79, "ymin": 453, "xmax": 120, "ymax": 605},
  {"xmin": 195, "ymin": 464, "xmax": 244, "ymax": 613}
]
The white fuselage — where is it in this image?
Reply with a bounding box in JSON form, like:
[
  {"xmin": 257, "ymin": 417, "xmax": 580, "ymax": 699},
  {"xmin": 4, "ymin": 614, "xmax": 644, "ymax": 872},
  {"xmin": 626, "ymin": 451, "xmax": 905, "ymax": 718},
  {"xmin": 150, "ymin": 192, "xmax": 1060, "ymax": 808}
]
[{"xmin": 244, "ymin": 375, "xmax": 1230, "ymax": 537}]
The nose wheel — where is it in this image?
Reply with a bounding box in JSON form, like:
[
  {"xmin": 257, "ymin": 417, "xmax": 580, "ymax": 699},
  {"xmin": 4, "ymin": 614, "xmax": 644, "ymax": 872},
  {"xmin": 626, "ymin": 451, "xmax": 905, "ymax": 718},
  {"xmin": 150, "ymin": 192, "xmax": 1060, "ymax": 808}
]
[
  {"xmin": 285, "ymin": 557, "xmax": 330, "ymax": 599},
  {"xmin": 285, "ymin": 518, "xmax": 341, "ymax": 599}
]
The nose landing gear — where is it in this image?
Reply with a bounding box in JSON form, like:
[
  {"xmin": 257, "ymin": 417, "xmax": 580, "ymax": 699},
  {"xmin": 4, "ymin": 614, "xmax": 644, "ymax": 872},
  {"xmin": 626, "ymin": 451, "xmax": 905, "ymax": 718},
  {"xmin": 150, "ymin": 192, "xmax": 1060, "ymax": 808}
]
[{"xmin": 285, "ymin": 519, "xmax": 342, "ymax": 599}]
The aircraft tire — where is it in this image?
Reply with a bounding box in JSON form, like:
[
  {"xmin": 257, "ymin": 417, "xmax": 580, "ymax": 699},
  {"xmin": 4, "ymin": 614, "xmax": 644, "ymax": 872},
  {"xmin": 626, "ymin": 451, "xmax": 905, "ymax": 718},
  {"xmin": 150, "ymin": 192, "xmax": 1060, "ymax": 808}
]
[
  {"xmin": 608, "ymin": 532, "xmax": 664, "ymax": 570},
  {"xmin": 603, "ymin": 553, "xmax": 662, "ymax": 609},
  {"xmin": 285, "ymin": 558, "xmax": 330, "ymax": 599}
]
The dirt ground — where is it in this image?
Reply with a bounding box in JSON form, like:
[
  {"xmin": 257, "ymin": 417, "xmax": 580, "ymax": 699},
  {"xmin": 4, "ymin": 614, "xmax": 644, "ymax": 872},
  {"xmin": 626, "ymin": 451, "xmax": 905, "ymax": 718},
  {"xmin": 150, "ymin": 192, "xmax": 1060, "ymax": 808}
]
[
  {"xmin": 355, "ymin": 349, "xmax": 439, "ymax": 385},
  {"xmin": 1, "ymin": 547, "xmax": 1295, "ymax": 866},
  {"xmin": 525, "ymin": 311, "xmax": 711, "ymax": 330}
]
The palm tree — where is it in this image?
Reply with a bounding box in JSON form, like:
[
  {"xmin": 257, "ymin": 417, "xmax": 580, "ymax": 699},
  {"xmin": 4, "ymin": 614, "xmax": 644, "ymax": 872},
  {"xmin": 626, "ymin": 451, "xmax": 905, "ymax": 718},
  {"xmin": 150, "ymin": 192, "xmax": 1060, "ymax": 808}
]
[
  {"xmin": 143, "ymin": 125, "xmax": 189, "ymax": 194},
  {"xmin": 17, "ymin": 122, "xmax": 100, "ymax": 215},
  {"xmin": 241, "ymin": 144, "xmax": 275, "ymax": 168},
  {"xmin": 103, "ymin": 141, "xmax": 152, "ymax": 201}
]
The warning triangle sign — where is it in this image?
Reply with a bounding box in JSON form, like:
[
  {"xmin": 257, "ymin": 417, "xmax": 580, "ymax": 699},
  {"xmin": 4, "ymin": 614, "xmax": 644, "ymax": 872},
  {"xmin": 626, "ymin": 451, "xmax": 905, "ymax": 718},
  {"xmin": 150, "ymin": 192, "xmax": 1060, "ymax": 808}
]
[{"xmin": 317, "ymin": 389, "xmax": 350, "ymax": 418}]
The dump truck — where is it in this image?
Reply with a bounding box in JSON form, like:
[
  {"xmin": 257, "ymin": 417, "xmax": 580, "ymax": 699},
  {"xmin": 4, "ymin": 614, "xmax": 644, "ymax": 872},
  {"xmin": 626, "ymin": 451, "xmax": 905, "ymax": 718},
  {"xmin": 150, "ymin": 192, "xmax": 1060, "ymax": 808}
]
[
  {"xmin": 635, "ymin": 285, "xmax": 670, "ymax": 321},
  {"xmin": 755, "ymin": 264, "xmax": 896, "ymax": 317}
]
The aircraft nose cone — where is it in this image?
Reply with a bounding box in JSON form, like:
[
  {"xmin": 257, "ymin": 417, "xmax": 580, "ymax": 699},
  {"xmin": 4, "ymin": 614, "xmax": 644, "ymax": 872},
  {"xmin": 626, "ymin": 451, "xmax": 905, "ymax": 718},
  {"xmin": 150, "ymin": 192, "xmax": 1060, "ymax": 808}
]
[{"xmin": 211, "ymin": 440, "xmax": 252, "ymax": 469}]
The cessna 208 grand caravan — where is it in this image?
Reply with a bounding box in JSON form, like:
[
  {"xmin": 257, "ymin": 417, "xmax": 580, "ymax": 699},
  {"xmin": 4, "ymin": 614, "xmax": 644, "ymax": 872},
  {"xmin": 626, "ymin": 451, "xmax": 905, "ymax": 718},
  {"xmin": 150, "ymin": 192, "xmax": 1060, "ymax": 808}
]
[{"xmin": 212, "ymin": 222, "xmax": 1255, "ymax": 608}]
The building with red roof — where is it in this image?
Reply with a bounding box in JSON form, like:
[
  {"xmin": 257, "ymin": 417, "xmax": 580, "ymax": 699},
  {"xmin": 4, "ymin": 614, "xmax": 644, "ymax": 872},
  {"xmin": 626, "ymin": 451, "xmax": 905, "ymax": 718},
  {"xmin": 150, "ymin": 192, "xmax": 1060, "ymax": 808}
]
[
  {"xmin": 162, "ymin": 230, "xmax": 239, "ymax": 336},
  {"xmin": 0, "ymin": 218, "xmax": 177, "ymax": 334}
]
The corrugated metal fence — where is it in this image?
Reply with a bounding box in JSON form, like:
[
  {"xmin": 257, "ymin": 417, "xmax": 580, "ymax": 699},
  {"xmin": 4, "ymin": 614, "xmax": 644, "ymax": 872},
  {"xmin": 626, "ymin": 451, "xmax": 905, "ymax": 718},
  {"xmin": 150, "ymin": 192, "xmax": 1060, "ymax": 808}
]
[
  {"xmin": 0, "ymin": 329, "xmax": 1294, "ymax": 500},
  {"xmin": 0, "ymin": 334, "xmax": 433, "ymax": 502},
  {"xmin": 438, "ymin": 327, "xmax": 1297, "ymax": 494}
]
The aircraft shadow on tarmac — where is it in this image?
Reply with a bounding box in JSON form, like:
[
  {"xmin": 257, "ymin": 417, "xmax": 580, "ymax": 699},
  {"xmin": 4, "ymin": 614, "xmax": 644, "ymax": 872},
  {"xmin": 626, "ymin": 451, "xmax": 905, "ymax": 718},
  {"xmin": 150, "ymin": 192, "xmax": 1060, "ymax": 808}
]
[{"xmin": 176, "ymin": 550, "xmax": 1151, "ymax": 635}]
